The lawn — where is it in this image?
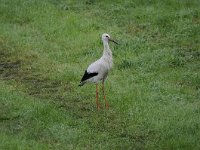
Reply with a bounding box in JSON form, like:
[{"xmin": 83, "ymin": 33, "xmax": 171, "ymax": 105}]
[{"xmin": 0, "ymin": 0, "xmax": 200, "ymax": 149}]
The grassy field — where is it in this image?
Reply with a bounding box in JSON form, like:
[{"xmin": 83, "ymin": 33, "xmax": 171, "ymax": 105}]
[{"xmin": 0, "ymin": 0, "xmax": 200, "ymax": 149}]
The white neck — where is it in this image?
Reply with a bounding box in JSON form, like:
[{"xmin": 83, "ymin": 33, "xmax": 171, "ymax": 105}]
[{"xmin": 103, "ymin": 40, "xmax": 112, "ymax": 57}]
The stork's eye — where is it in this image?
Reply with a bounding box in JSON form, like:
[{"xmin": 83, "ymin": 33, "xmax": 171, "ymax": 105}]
[{"xmin": 106, "ymin": 35, "xmax": 109, "ymax": 38}]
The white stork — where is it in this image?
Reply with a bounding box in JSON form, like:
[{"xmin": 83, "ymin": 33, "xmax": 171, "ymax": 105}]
[{"xmin": 79, "ymin": 33, "xmax": 118, "ymax": 109}]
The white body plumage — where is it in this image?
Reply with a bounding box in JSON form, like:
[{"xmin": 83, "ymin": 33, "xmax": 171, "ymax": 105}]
[{"xmin": 87, "ymin": 51, "xmax": 113, "ymax": 83}]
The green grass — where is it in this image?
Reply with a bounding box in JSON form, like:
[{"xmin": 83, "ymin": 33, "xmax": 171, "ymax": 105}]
[{"xmin": 0, "ymin": 0, "xmax": 200, "ymax": 149}]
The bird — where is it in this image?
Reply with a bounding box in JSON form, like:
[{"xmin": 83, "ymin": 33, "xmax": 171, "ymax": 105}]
[{"xmin": 79, "ymin": 33, "xmax": 118, "ymax": 109}]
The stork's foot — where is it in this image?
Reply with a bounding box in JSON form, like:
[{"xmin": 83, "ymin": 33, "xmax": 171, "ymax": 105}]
[
  {"xmin": 105, "ymin": 103, "xmax": 109, "ymax": 109},
  {"xmin": 97, "ymin": 103, "xmax": 101, "ymax": 110}
]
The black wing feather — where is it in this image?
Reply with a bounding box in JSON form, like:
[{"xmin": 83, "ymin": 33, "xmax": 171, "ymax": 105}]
[{"xmin": 80, "ymin": 70, "xmax": 98, "ymax": 82}]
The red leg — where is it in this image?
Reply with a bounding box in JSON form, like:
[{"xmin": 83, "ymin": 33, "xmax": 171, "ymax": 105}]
[
  {"xmin": 96, "ymin": 83, "xmax": 100, "ymax": 109},
  {"xmin": 102, "ymin": 82, "xmax": 109, "ymax": 109}
]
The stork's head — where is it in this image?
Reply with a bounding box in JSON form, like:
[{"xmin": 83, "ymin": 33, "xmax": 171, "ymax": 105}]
[{"xmin": 102, "ymin": 33, "xmax": 118, "ymax": 44}]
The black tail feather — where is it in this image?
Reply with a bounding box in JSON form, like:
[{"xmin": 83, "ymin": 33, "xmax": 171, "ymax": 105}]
[{"xmin": 80, "ymin": 70, "xmax": 98, "ymax": 82}]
